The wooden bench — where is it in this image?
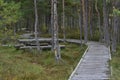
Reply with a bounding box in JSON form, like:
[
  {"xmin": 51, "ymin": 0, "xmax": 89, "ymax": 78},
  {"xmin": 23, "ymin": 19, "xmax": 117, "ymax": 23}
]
[
  {"xmin": 14, "ymin": 44, "xmax": 24, "ymax": 50},
  {"xmin": 15, "ymin": 38, "xmax": 65, "ymax": 50},
  {"xmin": 20, "ymin": 45, "xmax": 65, "ymax": 50},
  {"xmin": 18, "ymin": 38, "xmax": 51, "ymax": 43},
  {"xmin": 18, "ymin": 39, "xmax": 52, "ymax": 46},
  {"xmin": 18, "ymin": 38, "xmax": 63, "ymax": 44}
]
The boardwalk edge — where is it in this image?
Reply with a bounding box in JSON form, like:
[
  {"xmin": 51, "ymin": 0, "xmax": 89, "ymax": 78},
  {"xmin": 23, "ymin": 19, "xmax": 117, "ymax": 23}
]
[
  {"xmin": 68, "ymin": 46, "xmax": 89, "ymax": 80},
  {"xmin": 108, "ymin": 46, "xmax": 112, "ymax": 78}
]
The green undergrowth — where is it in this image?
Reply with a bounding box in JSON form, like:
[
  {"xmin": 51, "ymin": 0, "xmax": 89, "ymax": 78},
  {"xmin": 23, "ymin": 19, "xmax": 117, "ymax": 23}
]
[
  {"xmin": 0, "ymin": 43, "xmax": 87, "ymax": 80},
  {"xmin": 111, "ymin": 45, "xmax": 120, "ymax": 80},
  {"xmin": 40, "ymin": 28, "xmax": 100, "ymax": 41}
]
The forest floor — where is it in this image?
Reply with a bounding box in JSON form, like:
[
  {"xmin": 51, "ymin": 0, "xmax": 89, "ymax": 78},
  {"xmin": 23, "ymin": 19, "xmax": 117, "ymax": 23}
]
[
  {"xmin": 0, "ymin": 35, "xmax": 119, "ymax": 80},
  {"xmin": 111, "ymin": 45, "xmax": 120, "ymax": 80},
  {"xmin": 0, "ymin": 43, "xmax": 86, "ymax": 80}
]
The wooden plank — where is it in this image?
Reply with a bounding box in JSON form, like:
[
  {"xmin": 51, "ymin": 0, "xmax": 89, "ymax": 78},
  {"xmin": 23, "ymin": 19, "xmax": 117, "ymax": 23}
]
[
  {"xmin": 18, "ymin": 38, "xmax": 51, "ymax": 42},
  {"xmin": 20, "ymin": 45, "xmax": 65, "ymax": 50},
  {"xmin": 25, "ymin": 43, "xmax": 49, "ymax": 46},
  {"xmin": 18, "ymin": 38, "xmax": 64, "ymax": 43},
  {"xmin": 69, "ymin": 42, "xmax": 110, "ymax": 80},
  {"xmin": 14, "ymin": 44, "xmax": 24, "ymax": 50},
  {"xmin": 20, "ymin": 33, "xmax": 33, "ymax": 38}
]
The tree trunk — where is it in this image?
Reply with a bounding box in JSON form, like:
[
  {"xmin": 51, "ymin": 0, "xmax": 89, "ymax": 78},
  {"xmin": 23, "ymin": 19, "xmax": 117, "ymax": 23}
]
[
  {"xmin": 79, "ymin": 0, "xmax": 83, "ymax": 44},
  {"xmin": 103, "ymin": 0, "xmax": 110, "ymax": 46},
  {"xmin": 62, "ymin": 0, "xmax": 66, "ymax": 42},
  {"xmin": 53, "ymin": 0, "xmax": 61, "ymax": 61},
  {"xmin": 111, "ymin": 0, "xmax": 120, "ymax": 52},
  {"xmin": 81, "ymin": 0, "xmax": 88, "ymax": 43},
  {"xmin": 112, "ymin": 15, "xmax": 118, "ymax": 52},
  {"xmin": 34, "ymin": 0, "xmax": 41, "ymax": 52},
  {"xmin": 88, "ymin": 0, "xmax": 93, "ymax": 39},
  {"xmin": 51, "ymin": 0, "xmax": 54, "ymax": 51},
  {"xmin": 95, "ymin": 0, "xmax": 102, "ymax": 42}
]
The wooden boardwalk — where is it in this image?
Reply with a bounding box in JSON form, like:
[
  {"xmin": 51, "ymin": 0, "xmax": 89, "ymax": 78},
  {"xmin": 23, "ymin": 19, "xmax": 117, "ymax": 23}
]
[
  {"xmin": 18, "ymin": 37, "xmax": 111, "ymax": 79},
  {"xmin": 68, "ymin": 41, "xmax": 111, "ymax": 80}
]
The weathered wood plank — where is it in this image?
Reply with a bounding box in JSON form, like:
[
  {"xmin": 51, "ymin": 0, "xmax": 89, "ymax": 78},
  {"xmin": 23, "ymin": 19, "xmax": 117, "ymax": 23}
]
[
  {"xmin": 20, "ymin": 33, "xmax": 33, "ymax": 38},
  {"xmin": 69, "ymin": 42, "xmax": 110, "ymax": 80},
  {"xmin": 18, "ymin": 38, "xmax": 64, "ymax": 43},
  {"xmin": 18, "ymin": 38, "xmax": 52, "ymax": 43},
  {"xmin": 14, "ymin": 44, "xmax": 24, "ymax": 50},
  {"xmin": 20, "ymin": 45, "xmax": 65, "ymax": 50}
]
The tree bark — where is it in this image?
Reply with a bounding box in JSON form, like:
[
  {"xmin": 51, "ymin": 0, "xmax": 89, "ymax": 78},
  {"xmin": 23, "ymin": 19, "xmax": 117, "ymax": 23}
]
[
  {"xmin": 88, "ymin": 1, "xmax": 92, "ymax": 39},
  {"xmin": 81, "ymin": 0, "xmax": 88, "ymax": 43},
  {"xmin": 95, "ymin": 0, "xmax": 102, "ymax": 42},
  {"xmin": 103, "ymin": 0, "xmax": 110, "ymax": 46},
  {"xmin": 79, "ymin": 0, "xmax": 83, "ymax": 44},
  {"xmin": 53, "ymin": 0, "xmax": 61, "ymax": 61},
  {"xmin": 62, "ymin": 0, "xmax": 66, "ymax": 42},
  {"xmin": 111, "ymin": 0, "xmax": 120, "ymax": 52},
  {"xmin": 51, "ymin": 0, "xmax": 54, "ymax": 51},
  {"xmin": 34, "ymin": 0, "xmax": 41, "ymax": 52},
  {"xmin": 112, "ymin": 15, "xmax": 118, "ymax": 52}
]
